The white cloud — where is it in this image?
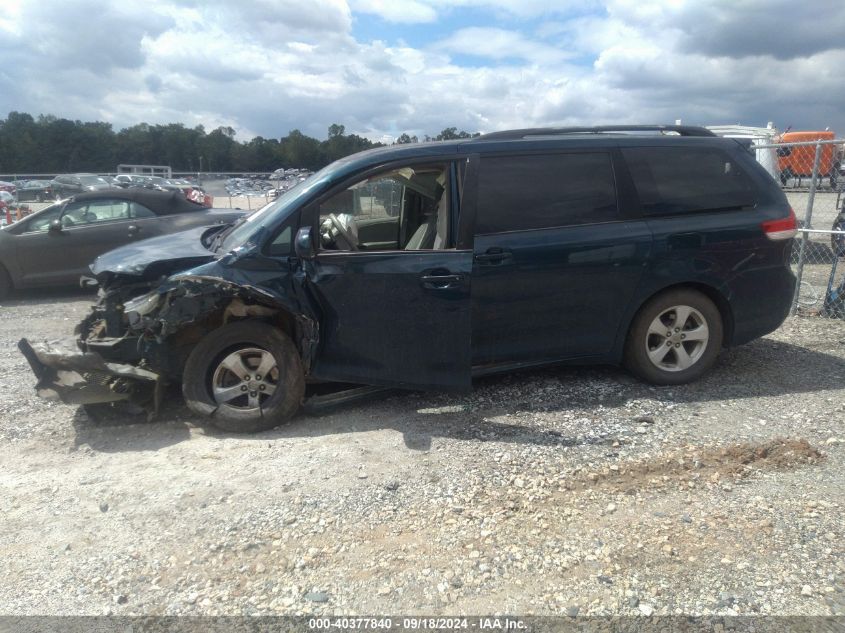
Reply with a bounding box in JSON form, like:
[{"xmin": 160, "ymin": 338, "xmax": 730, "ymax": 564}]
[
  {"xmin": 1, "ymin": 0, "xmax": 845, "ymax": 144},
  {"xmin": 350, "ymin": 0, "xmax": 436, "ymax": 23},
  {"xmin": 434, "ymin": 27, "xmax": 575, "ymax": 64}
]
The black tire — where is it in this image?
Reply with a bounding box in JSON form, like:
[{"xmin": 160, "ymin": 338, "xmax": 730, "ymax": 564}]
[
  {"xmin": 0, "ymin": 265, "xmax": 12, "ymax": 300},
  {"xmin": 624, "ymin": 288, "xmax": 723, "ymax": 386},
  {"xmin": 182, "ymin": 321, "xmax": 304, "ymax": 433}
]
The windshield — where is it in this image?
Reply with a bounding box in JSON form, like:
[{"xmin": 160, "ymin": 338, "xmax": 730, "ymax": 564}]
[{"xmin": 217, "ymin": 167, "xmax": 335, "ymax": 253}]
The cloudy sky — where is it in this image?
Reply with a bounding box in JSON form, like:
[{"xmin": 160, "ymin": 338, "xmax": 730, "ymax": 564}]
[{"xmin": 1, "ymin": 0, "xmax": 844, "ymax": 142}]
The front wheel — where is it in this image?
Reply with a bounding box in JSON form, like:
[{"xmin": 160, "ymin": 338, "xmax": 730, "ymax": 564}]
[
  {"xmin": 182, "ymin": 321, "xmax": 305, "ymax": 433},
  {"xmin": 624, "ymin": 289, "xmax": 723, "ymax": 385}
]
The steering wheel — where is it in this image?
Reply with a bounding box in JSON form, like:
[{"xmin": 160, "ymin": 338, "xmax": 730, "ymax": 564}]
[{"xmin": 327, "ymin": 213, "xmax": 358, "ymax": 251}]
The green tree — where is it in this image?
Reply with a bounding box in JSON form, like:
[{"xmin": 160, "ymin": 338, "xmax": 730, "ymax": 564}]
[
  {"xmin": 435, "ymin": 127, "xmax": 478, "ymax": 141},
  {"xmin": 280, "ymin": 129, "xmax": 323, "ymax": 170},
  {"xmin": 0, "ymin": 111, "xmax": 477, "ymax": 174}
]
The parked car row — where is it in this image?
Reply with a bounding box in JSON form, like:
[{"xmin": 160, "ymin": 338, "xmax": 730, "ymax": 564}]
[
  {"xmin": 0, "ymin": 174, "xmax": 210, "ymax": 203},
  {"xmin": 113, "ymin": 174, "xmax": 200, "ymax": 193},
  {"xmin": 225, "ymin": 177, "xmax": 276, "ymax": 197}
]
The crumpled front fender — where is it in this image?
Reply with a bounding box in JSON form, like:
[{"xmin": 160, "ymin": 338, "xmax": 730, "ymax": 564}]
[{"xmin": 18, "ymin": 338, "xmax": 160, "ymax": 406}]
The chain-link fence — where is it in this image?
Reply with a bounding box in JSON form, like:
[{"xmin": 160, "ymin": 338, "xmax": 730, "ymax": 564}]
[{"xmin": 751, "ymin": 138, "xmax": 845, "ymax": 319}]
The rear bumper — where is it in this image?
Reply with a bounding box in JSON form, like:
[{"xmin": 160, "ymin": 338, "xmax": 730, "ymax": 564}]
[
  {"xmin": 18, "ymin": 338, "xmax": 160, "ymax": 405},
  {"xmin": 729, "ymin": 265, "xmax": 796, "ymax": 346}
]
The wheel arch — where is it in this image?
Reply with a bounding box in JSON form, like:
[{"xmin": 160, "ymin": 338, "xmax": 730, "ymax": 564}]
[
  {"xmin": 153, "ymin": 294, "xmax": 318, "ymax": 380},
  {"xmin": 623, "ymin": 281, "xmax": 735, "ymax": 350}
]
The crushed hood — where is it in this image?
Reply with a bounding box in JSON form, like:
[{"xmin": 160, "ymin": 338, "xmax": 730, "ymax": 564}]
[{"xmin": 90, "ymin": 226, "xmax": 221, "ymax": 284}]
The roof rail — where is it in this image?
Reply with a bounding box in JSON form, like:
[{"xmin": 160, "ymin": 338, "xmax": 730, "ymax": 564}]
[{"xmin": 476, "ymin": 125, "xmax": 717, "ymax": 140}]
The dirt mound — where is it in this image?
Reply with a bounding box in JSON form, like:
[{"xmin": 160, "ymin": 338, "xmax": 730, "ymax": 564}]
[{"xmin": 566, "ymin": 438, "xmax": 823, "ymax": 494}]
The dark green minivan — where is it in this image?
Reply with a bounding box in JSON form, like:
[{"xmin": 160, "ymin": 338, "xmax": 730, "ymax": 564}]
[{"xmin": 20, "ymin": 125, "xmax": 797, "ymax": 432}]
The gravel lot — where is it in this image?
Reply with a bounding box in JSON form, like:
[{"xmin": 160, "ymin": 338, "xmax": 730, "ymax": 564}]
[{"xmin": 1, "ymin": 290, "xmax": 844, "ymax": 617}]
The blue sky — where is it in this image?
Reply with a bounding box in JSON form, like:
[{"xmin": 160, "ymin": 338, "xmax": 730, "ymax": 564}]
[{"xmin": 1, "ymin": 0, "xmax": 844, "ymax": 142}]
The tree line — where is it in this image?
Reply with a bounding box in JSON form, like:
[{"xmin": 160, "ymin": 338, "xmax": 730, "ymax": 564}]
[{"xmin": 0, "ymin": 112, "xmax": 479, "ymax": 175}]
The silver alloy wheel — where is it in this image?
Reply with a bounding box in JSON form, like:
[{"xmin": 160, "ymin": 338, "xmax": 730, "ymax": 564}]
[
  {"xmin": 644, "ymin": 305, "xmax": 709, "ymax": 372},
  {"xmin": 211, "ymin": 347, "xmax": 279, "ymax": 411}
]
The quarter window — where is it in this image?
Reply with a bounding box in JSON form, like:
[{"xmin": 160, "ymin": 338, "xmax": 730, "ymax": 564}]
[
  {"xmin": 622, "ymin": 146, "xmax": 757, "ymax": 215},
  {"xmin": 130, "ymin": 202, "xmax": 156, "ymax": 219},
  {"xmin": 476, "ymin": 153, "xmax": 618, "ymax": 234},
  {"xmin": 267, "ymin": 226, "xmax": 292, "ymax": 256}
]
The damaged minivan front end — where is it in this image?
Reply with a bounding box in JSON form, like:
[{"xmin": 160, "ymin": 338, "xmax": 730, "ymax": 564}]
[{"xmin": 20, "ymin": 214, "xmax": 319, "ymax": 419}]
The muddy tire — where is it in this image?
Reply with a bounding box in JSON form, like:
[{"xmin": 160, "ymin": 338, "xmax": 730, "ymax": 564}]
[
  {"xmin": 182, "ymin": 321, "xmax": 305, "ymax": 433},
  {"xmin": 0, "ymin": 265, "xmax": 12, "ymax": 300},
  {"xmin": 624, "ymin": 288, "xmax": 723, "ymax": 386}
]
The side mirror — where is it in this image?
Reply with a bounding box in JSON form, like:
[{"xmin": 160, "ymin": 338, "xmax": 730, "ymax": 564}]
[
  {"xmin": 48, "ymin": 218, "xmax": 63, "ymax": 233},
  {"xmin": 294, "ymin": 226, "xmax": 316, "ymax": 260}
]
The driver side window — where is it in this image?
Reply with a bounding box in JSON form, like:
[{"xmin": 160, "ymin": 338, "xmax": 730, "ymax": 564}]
[
  {"xmin": 24, "ymin": 206, "xmax": 62, "ymax": 232},
  {"xmin": 317, "ymin": 164, "xmax": 450, "ymax": 252},
  {"xmin": 61, "ymin": 199, "xmax": 131, "ymax": 226}
]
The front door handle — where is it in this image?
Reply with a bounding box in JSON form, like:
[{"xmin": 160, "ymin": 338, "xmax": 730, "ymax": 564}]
[
  {"xmin": 474, "ymin": 247, "xmax": 513, "ymax": 265},
  {"xmin": 127, "ymin": 224, "xmax": 140, "ymax": 235},
  {"xmin": 420, "ymin": 273, "xmax": 463, "ymax": 289}
]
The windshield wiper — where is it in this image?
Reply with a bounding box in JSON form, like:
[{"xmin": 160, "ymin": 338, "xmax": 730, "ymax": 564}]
[{"xmin": 211, "ymin": 217, "xmax": 247, "ymax": 253}]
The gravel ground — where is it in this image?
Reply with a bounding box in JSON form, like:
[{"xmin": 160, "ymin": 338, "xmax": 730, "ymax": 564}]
[{"xmin": 1, "ymin": 289, "xmax": 844, "ymax": 617}]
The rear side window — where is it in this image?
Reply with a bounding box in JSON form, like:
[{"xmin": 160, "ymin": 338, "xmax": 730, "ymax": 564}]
[
  {"xmin": 130, "ymin": 202, "xmax": 156, "ymax": 218},
  {"xmin": 623, "ymin": 146, "xmax": 757, "ymax": 215},
  {"xmin": 476, "ymin": 152, "xmax": 618, "ymax": 234}
]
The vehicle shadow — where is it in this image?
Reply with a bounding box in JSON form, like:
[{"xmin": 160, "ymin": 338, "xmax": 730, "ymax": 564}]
[
  {"xmin": 69, "ymin": 337, "xmax": 845, "ymax": 453},
  {"xmin": 69, "ymin": 398, "xmax": 192, "ymax": 453},
  {"xmin": 260, "ymin": 337, "xmax": 845, "ymax": 449}
]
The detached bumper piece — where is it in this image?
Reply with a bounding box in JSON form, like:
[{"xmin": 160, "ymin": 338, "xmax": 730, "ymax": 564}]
[{"xmin": 18, "ymin": 338, "xmax": 159, "ymax": 406}]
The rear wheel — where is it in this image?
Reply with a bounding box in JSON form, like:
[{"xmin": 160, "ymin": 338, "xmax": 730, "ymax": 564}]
[
  {"xmin": 624, "ymin": 289, "xmax": 723, "ymax": 385},
  {"xmin": 182, "ymin": 321, "xmax": 305, "ymax": 433}
]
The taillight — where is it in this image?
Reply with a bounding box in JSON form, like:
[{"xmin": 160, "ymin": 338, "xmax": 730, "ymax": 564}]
[{"xmin": 762, "ymin": 207, "xmax": 798, "ymax": 240}]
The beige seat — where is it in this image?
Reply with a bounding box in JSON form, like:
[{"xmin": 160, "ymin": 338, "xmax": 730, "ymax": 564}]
[{"xmin": 405, "ymin": 184, "xmax": 448, "ymax": 250}]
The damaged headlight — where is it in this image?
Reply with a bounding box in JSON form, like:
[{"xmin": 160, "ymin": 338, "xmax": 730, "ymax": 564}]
[{"xmin": 123, "ymin": 290, "xmax": 162, "ymax": 318}]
